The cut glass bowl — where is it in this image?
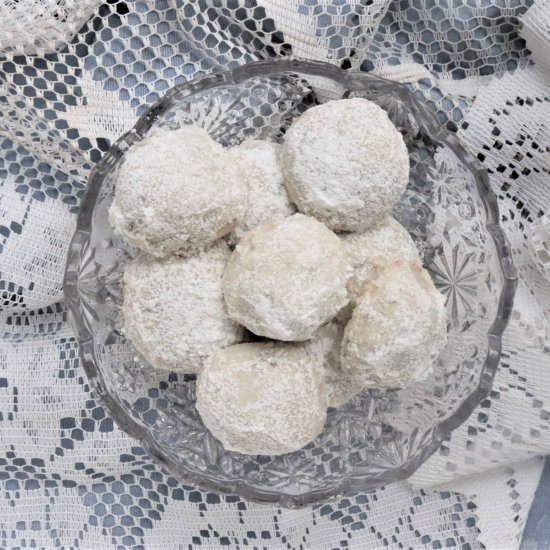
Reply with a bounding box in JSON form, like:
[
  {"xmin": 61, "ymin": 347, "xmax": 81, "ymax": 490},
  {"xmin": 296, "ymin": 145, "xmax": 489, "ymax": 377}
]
[{"xmin": 64, "ymin": 59, "xmax": 517, "ymax": 507}]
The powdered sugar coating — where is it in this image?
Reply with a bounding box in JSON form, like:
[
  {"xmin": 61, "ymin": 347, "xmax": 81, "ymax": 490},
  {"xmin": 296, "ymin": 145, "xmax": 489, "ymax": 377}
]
[
  {"xmin": 281, "ymin": 98, "xmax": 409, "ymax": 231},
  {"xmin": 227, "ymin": 140, "xmax": 294, "ymax": 245},
  {"xmin": 122, "ymin": 242, "xmax": 244, "ymax": 374},
  {"xmin": 341, "ymin": 261, "xmax": 447, "ymax": 388},
  {"xmin": 306, "ymin": 323, "xmax": 366, "ymax": 408},
  {"xmin": 340, "ymin": 216, "xmax": 421, "ymax": 315},
  {"xmin": 196, "ymin": 342, "xmax": 326, "ymax": 455},
  {"xmin": 222, "ymin": 214, "xmax": 351, "ymax": 341},
  {"xmin": 109, "ymin": 127, "xmax": 247, "ymax": 257}
]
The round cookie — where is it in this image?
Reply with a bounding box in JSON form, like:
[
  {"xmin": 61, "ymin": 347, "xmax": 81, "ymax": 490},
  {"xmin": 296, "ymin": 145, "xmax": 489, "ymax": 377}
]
[
  {"xmin": 196, "ymin": 342, "xmax": 327, "ymax": 455},
  {"xmin": 109, "ymin": 126, "xmax": 247, "ymax": 257},
  {"xmin": 306, "ymin": 323, "xmax": 366, "ymax": 408},
  {"xmin": 281, "ymin": 98, "xmax": 409, "ymax": 231},
  {"xmin": 339, "ymin": 216, "xmax": 421, "ymax": 319},
  {"xmin": 341, "ymin": 261, "xmax": 447, "ymax": 389},
  {"xmin": 222, "ymin": 214, "xmax": 351, "ymax": 341},
  {"xmin": 122, "ymin": 242, "xmax": 244, "ymax": 373},
  {"xmin": 227, "ymin": 140, "xmax": 294, "ymax": 245}
]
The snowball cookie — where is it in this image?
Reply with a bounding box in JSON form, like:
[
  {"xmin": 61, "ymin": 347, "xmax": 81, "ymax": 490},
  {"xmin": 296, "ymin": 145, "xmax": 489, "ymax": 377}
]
[
  {"xmin": 222, "ymin": 214, "xmax": 351, "ymax": 341},
  {"xmin": 196, "ymin": 342, "xmax": 327, "ymax": 455},
  {"xmin": 341, "ymin": 261, "xmax": 447, "ymax": 389},
  {"xmin": 281, "ymin": 98, "xmax": 409, "ymax": 231},
  {"xmin": 122, "ymin": 242, "xmax": 244, "ymax": 373},
  {"xmin": 227, "ymin": 140, "xmax": 294, "ymax": 245},
  {"xmin": 306, "ymin": 323, "xmax": 366, "ymax": 408},
  {"xmin": 341, "ymin": 216, "xmax": 421, "ymax": 309},
  {"xmin": 109, "ymin": 126, "xmax": 247, "ymax": 257}
]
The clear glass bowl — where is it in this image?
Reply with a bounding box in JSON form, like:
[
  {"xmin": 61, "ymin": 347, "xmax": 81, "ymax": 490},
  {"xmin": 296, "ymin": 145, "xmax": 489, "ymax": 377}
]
[{"xmin": 64, "ymin": 59, "xmax": 517, "ymax": 507}]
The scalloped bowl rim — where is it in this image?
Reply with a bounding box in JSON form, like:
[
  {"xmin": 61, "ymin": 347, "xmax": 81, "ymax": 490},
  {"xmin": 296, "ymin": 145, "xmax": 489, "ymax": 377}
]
[{"xmin": 63, "ymin": 58, "xmax": 518, "ymax": 507}]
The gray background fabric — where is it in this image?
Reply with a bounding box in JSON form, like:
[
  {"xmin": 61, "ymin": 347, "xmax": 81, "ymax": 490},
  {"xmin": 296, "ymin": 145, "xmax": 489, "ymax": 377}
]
[{"xmin": 522, "ymin": 459, "xmax": 550, "ymax": 549}]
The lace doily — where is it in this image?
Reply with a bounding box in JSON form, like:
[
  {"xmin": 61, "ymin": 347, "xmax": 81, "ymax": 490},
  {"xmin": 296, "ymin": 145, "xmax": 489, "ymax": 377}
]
[{"xmin": 0, "ymin": 1, "xmax": 548, "ymax": 548}]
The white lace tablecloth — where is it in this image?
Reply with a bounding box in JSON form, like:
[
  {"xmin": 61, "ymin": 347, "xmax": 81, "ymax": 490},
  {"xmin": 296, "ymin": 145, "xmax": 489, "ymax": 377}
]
[{"xmin": 1, "ymin": 1, "xmax": 550, "ymax": 548}]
